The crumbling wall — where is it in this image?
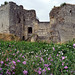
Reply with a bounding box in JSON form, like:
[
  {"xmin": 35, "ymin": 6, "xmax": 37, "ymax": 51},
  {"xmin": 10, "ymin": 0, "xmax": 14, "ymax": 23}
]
[
  {"xmin": 24, "ymin": 10, "xmax": 37, "ymax": 40},
  {"xmin": 50, "ymin": 4, "xmax": 75, "ymax": 43},
  {"xmin": 37, "ymin": 22, "xmax": 50, "ymax": 42},
  {"xmin": 0, "ymin": 4, "xmax": 10, "ymax": 33},
  {"xmin": 9, "ymin": 2, "xmax": 24, "ymax": 39},
  {"xmin": 0, "ymin": 2, "xmax": 50, "ymax": 42}
]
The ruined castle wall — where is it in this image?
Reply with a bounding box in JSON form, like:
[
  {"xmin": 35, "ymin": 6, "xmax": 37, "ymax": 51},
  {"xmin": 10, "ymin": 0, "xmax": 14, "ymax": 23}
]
[
  {"xmin": 37, "ymin": 22, "xmax": 50, "ymax": 42},
  {"xmin": 50, "ymin": 4, "xmax": 75, "ymax": 43},
  {"xmin": 0, "ymin": 4, "xmax": 10, "ymax": 33},
  {"xmin": 9, "ymin": 2, "xmax": 25, "ymax": 39},
  {"xmin": 24, "ymin": 10, "xmax": 37, "ymax": 39},
  {"xmin": 8, "ymin": 2, "xmax": 38, "ymax": 40}
]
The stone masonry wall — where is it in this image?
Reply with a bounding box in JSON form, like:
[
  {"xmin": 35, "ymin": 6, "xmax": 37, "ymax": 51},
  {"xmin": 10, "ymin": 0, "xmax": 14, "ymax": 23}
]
[
  {"xmin": 37, "ymin": 22, "xmax": 50, "ymax": 42},
  {"xmin": 9, "ymin": 2, "xmax": 24, "ymax": 39},
  {"xmin": 50, "ymin": 4, "xmax": 75, "ymax": 43},
  {"xmin": 0, "ymin": 2, "xmax": 50, "ymax": 42},
  {"xmin": 0, "ymin": 4, "xmax": 10, "ymax": 33},
  {"xmin": 24, "ymin": 10, "xmax": 37, "ymax": 40},
  {"xmin": 9, "ymin": 2, "xmax": 37, "ymax": 40}
]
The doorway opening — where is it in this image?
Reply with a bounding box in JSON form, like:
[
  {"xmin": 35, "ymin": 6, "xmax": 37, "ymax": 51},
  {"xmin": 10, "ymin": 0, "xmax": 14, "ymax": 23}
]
[
  {"xmin": 22, "ymin": 36, "xmax": 25, "ymax": 40},
  {"xmin": 28, "ymin": 27, "xmax": 32, "ymax": 33}
]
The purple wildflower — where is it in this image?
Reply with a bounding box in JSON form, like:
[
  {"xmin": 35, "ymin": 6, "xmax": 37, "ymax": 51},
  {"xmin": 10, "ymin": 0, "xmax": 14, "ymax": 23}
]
[
  {"xmin": 57, "ymin": 54, "xmax": 58, "ymax": 56},
  {"xmin": 15, "ymin": 49, "xmax": 16, "ymax": 50},
  {"xmin": 19, "ymin": 54, "xmax": 22, "ymax": 57},
  {"xmin": 42, "ymin": 69, "xmax": 46, "ymax": 72},
  {"xmin": 16, "ymin": 51, "xmax": 19, "ymax": 54},
  {"xmin": 6, "ymin": 69, "xmax": 11, "ymax": 75},
  {"xmin": 12, "ymin": 72, "xmax": 15, "ymax": 74},
  {"xmin": 13, "ymin": 53, "xmax": 15, "ymax": 55},
  {"xmin": 12, "ymin": 66, "xmax": 15, "ymax": 69},
  {"xmin": 47, "ymin": 67, "xmax": 50, "ymax": 70},
  {"xmin": 9, "ymin": 45, "xmax": 11, "ymax": 46},
  {"xmin": 49, "ymin": 63, "xmax": 51, "ymax": 65},
  {"xmin": 67, "ymin": 70, "xmax": 68, "ymax": 72},
  {"xmin": 34, "ymin": 69, "xmax": 37, "ymax": 72},
  {"xmin": 62, "ymin": 56, "xmax": 65, "ymax": 60},
  {"xmin": 62, "ymin": 62, "xmax": 64, "ymax": 66},
  {"xmin": 51, "ymin": 59, "xmax": 53, "ymax": 61},
  {"xmin": 0, "ymin": 61, "xmax": 4, "ymax": 64},
  {"xmin": 50, "ymin": 73, "xmax": 53, "ymax": 75},
  {"xmin": 17, "ymin": 60, "xmax": 20, "ymax": 62},
  {"xmin": 39, "ymin": 68, "xmax": 41, "ymax": 70},
  {"xmin": 6, "ymin": 58, "xmax": 9, "ymax": 61},
  {"xmin": 22, "ymin": 61, "xmax": 26, "ymax": 65},
  {"xmin": 22, "ymin": 56, "xmax": 24, "ymax": 58},
  {"xmin": 40, "ymin": 58, "xmax": 44, "ymax": 62},
  {"xmin": 52, "ymin": 47, "xmax": 55, "ymax": 51},
  {"xmin": 73, "ymin": 44, "xmax": 75, "ymax": 47},
  {"xmin": 48, "ymin": 58, "xmax": 50, "ymax": 60},
  {"xmin": 35, "ymin": 56, "xmax": 38, "ymax": 57},
  {"xmin": 38, "ymin": 70, "xmax": 41, "ymax": 74},
  {"xmin": 0, "ymin": 68, "xmax": 2, "ymax": 70},
  {"xmin": 44, "ymin": 64, "xmax": 49, "ymax": 67},
  {"xmin": 23, "ymin": 70, "xmax": 28, "ymax": 75},
  {"xmin": 12, "ymin": 61, "xmax": 16, "ymax": 65},
  {"xmin": 64, "ymin": 66, "xmax": 68, "ymax": 69}
]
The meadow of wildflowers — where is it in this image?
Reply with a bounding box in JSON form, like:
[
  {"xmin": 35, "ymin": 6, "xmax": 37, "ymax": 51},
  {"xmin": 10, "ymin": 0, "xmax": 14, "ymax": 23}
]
[{"xmin": 0, "ymin": 40, "xmax": 75, "ymax": 75}]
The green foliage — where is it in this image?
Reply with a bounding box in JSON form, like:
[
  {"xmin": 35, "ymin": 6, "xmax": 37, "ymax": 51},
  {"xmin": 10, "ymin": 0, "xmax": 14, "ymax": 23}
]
[
  {"xmin": 0, "ymin": 40, "xmax": 75, "ymax": 75},
  {"xmin": 60, "ymin": 2, "xmax": 66, "ymax": 7},
  {"xmin": 1, "ymin": 1, "xmax": 8, "ymax": 6},
  {"xmin": 4, "ymin": 1, "xmax": 8, "ymax": 5},
  {"xmin": 1, "ymin": 4, "xmax": 3, "ymax": 6}
]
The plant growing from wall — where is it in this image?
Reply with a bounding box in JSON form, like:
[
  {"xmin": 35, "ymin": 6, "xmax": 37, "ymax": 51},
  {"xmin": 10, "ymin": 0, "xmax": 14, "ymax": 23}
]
[
  {"xmin": 1, "ymin": 1, "xmax": 8, "ymax": 6},
  {"xmin": 60, "ymin": 2, "xmax": 66, "ymax": 7},
  {"xmin": 4, "ymin": 1, "xmax": 8, "ymax": 5}
]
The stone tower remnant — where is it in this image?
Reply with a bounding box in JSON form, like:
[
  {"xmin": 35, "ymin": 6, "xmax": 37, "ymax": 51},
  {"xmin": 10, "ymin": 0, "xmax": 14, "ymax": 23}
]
[{"xmin": 50, "ymin": 4, "xmax": 75, "ymax": 43}]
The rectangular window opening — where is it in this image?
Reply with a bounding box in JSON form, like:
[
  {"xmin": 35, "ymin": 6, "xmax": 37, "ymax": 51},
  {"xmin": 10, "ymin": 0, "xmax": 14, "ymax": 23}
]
[{"xmin": 28, "ymin": 27, "xmax": 32, "ymax": 33}]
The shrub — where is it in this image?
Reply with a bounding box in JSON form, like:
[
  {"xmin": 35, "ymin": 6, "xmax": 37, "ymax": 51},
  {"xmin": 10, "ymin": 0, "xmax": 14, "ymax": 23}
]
[
  {"xmin": 60, "ymin": 3, "xmax": 66, "ymax": 7},
  {"xmin": 4, "ymin": 1, "xmax": 8, "ymax": 5}
]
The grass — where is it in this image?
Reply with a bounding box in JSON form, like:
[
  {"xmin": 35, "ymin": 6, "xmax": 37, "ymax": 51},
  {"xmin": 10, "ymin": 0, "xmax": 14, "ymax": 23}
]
[{"xmin": 0, "ymin": 40, "xmax": 75, "ymax": 75}]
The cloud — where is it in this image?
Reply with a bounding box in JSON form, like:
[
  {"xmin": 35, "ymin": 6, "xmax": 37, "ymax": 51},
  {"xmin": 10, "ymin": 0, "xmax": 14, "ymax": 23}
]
[{"xmin": 0, "ymin": 0, "xmax": 75, "ymax": 21}]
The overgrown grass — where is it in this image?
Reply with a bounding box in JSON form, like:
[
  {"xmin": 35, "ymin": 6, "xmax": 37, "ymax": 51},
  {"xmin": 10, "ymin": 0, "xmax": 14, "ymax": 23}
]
[{"xmin": 0, "ymin": 40, "xmax": 75, "ymax": 75}]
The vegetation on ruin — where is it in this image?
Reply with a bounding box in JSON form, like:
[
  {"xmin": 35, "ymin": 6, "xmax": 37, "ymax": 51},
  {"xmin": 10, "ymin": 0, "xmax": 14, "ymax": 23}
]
[
  {"xmin": 0, "ymin": 33, "xmax": 20, "ymax": 41},
  {"xmin": 60, "ymin": 3, "xmax": 66, "ymax": 7},
  {"xmin": 0, "ymin": 40, "xmax": 75, "ymax": 75},
  {"xmin": 1, "ymin": 1, "xmax": 8, "ymax": 6},
  {"xmin": 4, "ymin": 1, "xmax": 8, "ymax": 5}
]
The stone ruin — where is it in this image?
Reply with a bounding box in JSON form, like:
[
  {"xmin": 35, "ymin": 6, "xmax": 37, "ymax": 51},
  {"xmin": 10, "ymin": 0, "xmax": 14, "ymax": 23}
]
[
  {"xmin": 50, "ymin": 4, "xmax": 75, "ymax": 43},
  {"xmin": 0, "ymin": 2, "xmax": 75, "ymax": 43}
]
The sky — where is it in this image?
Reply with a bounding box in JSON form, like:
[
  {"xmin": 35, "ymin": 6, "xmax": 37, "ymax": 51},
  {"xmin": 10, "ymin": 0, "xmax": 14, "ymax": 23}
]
[{"xmin": 0, "ymin": 0, "xmax": 75, "ymax": 21}]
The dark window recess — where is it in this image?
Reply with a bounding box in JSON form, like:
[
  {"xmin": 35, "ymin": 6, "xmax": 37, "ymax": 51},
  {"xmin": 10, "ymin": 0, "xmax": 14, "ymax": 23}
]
[
  {"xmin": 23, "ymin": 19, "xmax": 25, "ymax": 21},
  {"xmin": 22, "ymin": 36, "xmax": 25, "ymax": 40},
  {"xmin": 18, "ymin": 18, "xmax": 21, "ymax": 23},
  {"xmin": 28, "ymin": 27, "xmax": 32, "ymax": 33},
  {"xmin": 70, "ymin": 10, "xmax": 72, "ymax": 13}
]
